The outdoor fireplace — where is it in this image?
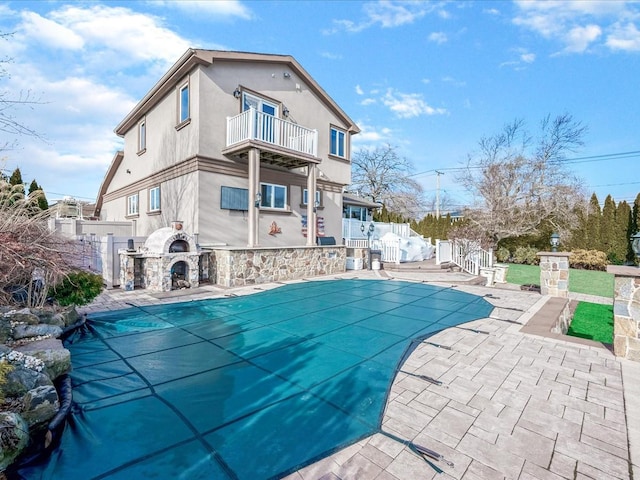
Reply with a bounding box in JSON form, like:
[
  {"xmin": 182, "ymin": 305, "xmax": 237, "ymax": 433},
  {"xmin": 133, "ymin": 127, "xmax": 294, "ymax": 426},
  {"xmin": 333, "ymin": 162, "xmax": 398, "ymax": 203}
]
[{"xmin": 119, "ymin": 221, "xmax": 203, "ymax": 292}]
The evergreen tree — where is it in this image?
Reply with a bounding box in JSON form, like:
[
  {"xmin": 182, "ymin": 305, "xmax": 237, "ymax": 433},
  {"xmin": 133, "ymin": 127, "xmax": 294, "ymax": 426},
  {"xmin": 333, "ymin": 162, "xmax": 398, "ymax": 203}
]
[
  {"xmin": 28, "ymin": 179, "xmax": 48, "ymax": 211},
  {"xmin": 8, "ymin": 167, "xmax": 24, "ymax": 199},
  {"xmin": 601, "ymin": 195, "xmax": 616, "ymax": 258},
  {"xmin": 586, "ymin": 193, "xmax": 602, "ymax": 251},
  {"xmin": 613, "ymin": 200, "xmax": 631, "ymax": 264}
]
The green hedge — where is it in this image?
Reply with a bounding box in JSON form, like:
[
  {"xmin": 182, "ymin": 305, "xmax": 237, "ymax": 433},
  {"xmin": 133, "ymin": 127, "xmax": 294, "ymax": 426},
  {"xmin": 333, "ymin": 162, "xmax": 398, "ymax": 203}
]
[{"xmin": 49, "ymin": 271, "xmax": 104, "ymax": 306}]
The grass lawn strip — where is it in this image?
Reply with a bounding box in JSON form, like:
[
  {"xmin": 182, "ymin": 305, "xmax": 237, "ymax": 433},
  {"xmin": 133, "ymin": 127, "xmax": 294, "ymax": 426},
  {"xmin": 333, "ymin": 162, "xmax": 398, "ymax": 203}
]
[
  {"xmin": 505, "ymin": 264, "xmax": 614, "ymax": 298},
  {"xmin": 567, "ymin": 301, "xmax": 613, "ymax": 344}
]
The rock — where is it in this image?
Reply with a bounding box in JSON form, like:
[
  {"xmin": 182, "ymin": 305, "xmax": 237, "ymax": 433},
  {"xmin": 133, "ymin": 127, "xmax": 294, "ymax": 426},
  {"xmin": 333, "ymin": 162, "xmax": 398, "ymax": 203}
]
[
  {"xmin": 12, "ymin": 324, "xmax": 63, "ymax": 340},
  {"xmin": 3, "ymin": 365, "xmax": 52, "ymax": 397},
  {"xmin": 2, "ymin": 309, "xmax": 39, "ymax": 326},
  {"xmin": 15, "ymin": 339, "xmax": 71, "ymax": 380},
  {"xmin": 59, "ymin": 306, "xmax": 79, "ymax": 328},
  {"xmin": 21, "ymin": 385, "xmax": 59, "ymax": 427},
  {"xmin": 0, "ymin": 412, "xmax": 29, "ymax": 470},
  {"xmin": 0, "ymin": 320, "xmax": 12, "ymax": 344}
]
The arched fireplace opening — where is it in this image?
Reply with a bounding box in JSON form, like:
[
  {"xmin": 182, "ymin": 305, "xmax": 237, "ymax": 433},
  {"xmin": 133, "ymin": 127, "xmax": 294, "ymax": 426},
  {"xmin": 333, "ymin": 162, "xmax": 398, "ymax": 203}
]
[
  {"xmin": 169, "ymin": 239, "xmax": 189, "ymax": 253},
  {"xmin": 171, "ymin": 261, "xmax": 190, "ymax": 289}
]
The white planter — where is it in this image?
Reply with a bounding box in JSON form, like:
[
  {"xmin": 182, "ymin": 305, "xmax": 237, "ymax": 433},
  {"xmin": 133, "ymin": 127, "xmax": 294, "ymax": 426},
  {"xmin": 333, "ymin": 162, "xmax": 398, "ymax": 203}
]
[
  {"xmin": 493, "ymin": 264, "xmax": 509, "ymax": 283},
  {"xmin": 479, "ymin": 267, "xmax": 496, "ymax": 286},
  {"xmin": 346, "ymin": 257, "xmax": 363, "ymax": 270}
]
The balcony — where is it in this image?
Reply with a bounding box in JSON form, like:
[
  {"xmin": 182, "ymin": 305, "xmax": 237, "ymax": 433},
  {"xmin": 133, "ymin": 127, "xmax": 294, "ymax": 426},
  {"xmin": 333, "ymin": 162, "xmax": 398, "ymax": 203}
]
[{"xmin": 224, "ymin": 107, "xmax": 320, "ymax": 169}]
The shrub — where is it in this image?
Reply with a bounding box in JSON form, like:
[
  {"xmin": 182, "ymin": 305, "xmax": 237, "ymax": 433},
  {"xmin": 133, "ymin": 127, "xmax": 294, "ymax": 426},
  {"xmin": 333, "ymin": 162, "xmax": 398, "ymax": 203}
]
[
  {"xmin": 569, "ymin": 249, "xmax": 608, "ymax": 271},
  {"xmin": 512, "ymin": 246, "xmax": 539, "ymax": 265},
  {"xmin": 496, "ymin": 246, "xmax": 511, "ymax": 263},
  {"xmin": 49, "ymin": 271, "xmax": 104, "ymax": 306}
]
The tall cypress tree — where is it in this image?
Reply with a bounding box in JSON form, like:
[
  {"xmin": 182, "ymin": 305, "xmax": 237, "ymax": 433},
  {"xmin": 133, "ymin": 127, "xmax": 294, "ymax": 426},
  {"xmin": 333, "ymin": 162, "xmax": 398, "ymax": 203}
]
[
  {"xmin": 601, "ymin": 195, "xmax": 616, "ymax": 258},
  {"xmin": 28, "ymin": 179, "xmax": 49, "ymax": 211},
  {"xmin": 613, "ymin": 200, "xmax": 631, "ymax": 264},
  {"xmin": 586, "ymin": 193, "xmax": 602, "ymax": 251}
]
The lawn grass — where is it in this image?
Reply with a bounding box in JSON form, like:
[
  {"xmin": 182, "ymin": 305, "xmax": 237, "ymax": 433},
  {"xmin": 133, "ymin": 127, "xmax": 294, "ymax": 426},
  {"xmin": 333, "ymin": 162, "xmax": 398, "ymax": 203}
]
[
  {"xmin": 567, "ymin": 302, "xmax": 613, "ymax": 344},
  {"xmin": 505, "ymin": 263, "xmax": 614, "ymax": 298}
]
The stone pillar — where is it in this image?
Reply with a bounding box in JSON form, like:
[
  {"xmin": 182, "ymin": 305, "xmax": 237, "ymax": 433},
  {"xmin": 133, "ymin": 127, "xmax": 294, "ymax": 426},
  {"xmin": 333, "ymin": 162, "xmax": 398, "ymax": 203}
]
[
  {"xmin": 247, "ymin": 148, "xmax": 260, "ymax": 247},
  {"xmin": 607, "ymin": 266, "xmax": 640, "ymax": 361},
  {"xmin": 537, "ymin": 251, "xmax": 571, "ymax": 298}
]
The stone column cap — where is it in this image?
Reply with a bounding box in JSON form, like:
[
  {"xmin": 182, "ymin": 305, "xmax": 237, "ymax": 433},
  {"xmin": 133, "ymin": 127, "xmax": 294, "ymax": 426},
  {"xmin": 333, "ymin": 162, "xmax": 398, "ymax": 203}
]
[
  {"xmin": 537, "ymin": 251, "xmax": 572, "ymax": 257},
  {"xmin": 607, "ymin": 265, "xmax": 640, "ymax": 277}
]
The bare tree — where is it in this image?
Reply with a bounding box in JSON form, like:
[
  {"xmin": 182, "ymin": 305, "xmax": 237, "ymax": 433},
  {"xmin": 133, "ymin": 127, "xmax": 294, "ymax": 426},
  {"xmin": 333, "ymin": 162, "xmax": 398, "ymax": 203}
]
[
  {"xmin": 350, "ymin": 144, "xmax": 425, "ymax": 218},
  {"xmin": 0, "ymin": 181, "xmax": 77, "ymax": 307},
  {"xmin": 0, "ymin": 32, "xmax": 44, "ymax": 153},
  {"xmin": 458, "ymin": 114, "xmax": 587, "ymax": 248}
]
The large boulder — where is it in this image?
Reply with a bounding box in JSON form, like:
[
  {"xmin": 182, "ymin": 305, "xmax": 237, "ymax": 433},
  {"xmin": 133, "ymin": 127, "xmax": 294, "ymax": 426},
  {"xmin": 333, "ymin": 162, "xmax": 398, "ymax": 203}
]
[
  {"xmin": 2, "ymin": 308, "xmax": 40, "ymax": 326},
  {"xmin": 3, "ymin": 365, "xmax": 52, "ymax": 398},
  {"xmin": 21, "ymin": 385, "xmax": 59, "ymax": 427},
  {"xmin": 0, "ymin": 412, "xmax": 29, "ymax": 470},
  {"xmin": 15, "ymin": 339, "xmax": 71, "ymax": 380},
  {"xmin": 12, "ymin": 324, "xmax": 63, "ymax": 340}
]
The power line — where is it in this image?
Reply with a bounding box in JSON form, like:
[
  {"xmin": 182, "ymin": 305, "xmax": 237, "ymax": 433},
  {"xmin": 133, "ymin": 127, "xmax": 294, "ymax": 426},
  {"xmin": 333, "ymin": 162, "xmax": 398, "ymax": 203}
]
[{"xmin": 410, "ymin": 149, "xmax": 640, "ymax": 178}]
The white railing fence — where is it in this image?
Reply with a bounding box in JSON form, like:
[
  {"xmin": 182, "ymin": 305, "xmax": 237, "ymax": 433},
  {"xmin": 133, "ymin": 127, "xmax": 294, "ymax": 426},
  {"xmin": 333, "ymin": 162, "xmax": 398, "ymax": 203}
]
[
  {"xmin": 227, "ymin": 107, "xmax": 318, "ymax": 157},
  {"xmin": 342, "ymin": 219, "xmax": 412, "ymax": 241},
  {"xmin": 450, "ymin": 239, "xmax": 493, "ymax": 275}
]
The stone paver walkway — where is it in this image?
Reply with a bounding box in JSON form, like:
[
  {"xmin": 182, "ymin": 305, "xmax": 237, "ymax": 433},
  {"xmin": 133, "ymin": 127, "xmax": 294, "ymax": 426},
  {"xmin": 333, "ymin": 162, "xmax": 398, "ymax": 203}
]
[{"xmin": 80, "ymin": 271, "xmax": 636, "ymax": 480}]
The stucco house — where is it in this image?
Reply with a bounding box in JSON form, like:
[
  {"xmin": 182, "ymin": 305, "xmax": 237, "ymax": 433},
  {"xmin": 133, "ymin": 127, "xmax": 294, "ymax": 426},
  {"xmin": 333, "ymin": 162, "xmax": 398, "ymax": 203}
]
[{"xmin": 95, "ymin": 49, "xmax": 359, "ymax": 249}]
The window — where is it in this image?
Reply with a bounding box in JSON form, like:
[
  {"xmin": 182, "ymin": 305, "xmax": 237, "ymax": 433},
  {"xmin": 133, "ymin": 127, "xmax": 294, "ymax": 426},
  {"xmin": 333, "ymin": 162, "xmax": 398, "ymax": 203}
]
[
  {"xmin": 260, "ymin": 183, "xmax": 287, "ymax": 209},
  {"xmin": 127, "ymin": 193, "xmax": 139, "ymax": 216},
  {"xmin": 330, "ymin": 127, "xmax": 346, "ymax": 158},
  {"xmin": 138, "ymin": 119, "xmax": 146, "ymax": 152},
  {"xmin": 343, "ymin": 205, "xmax": 367, "ymax": 221},
  {"xmin": 302, "ymin": 189, "xmax": 321, "ymax": 206},
  {"xmin": 149, "ymin": 186, "xmax": 161, "ymax": 212},
  {"xmin": 179, "ymin": 83, "xmax": 189, "ymax": 123},
  {"xmin": 220, "ymin": 186, "xmax": 249, "ymax": 211}
]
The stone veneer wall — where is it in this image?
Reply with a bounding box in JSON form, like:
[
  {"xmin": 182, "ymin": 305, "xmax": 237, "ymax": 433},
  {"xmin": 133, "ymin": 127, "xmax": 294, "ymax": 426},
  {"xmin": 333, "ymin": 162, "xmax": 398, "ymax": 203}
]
[
  {"xmin": 210, "ymin": 246, "xmax": 346, "ymax": 288},
  {"xmin": 608, "ymin": 266, "xmax": 640, "ymax": 361},
  {"xmin": 537, "ymin": 252, "xmax": 571, "ymax": 298}
]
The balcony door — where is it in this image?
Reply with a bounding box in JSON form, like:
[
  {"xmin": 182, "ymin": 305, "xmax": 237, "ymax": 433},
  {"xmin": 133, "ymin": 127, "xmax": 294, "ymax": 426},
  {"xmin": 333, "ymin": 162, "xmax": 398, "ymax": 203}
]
[{"xmin": 243, "ymin": 93, "xmax": 279, "ymax": 144}]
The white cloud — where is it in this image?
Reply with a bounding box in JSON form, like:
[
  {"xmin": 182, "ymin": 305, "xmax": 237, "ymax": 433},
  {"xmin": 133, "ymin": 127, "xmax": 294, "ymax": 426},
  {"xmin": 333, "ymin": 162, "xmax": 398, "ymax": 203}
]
[
  {"xmin": 606, "ymin": 22, "xmax": 640, "ymax": 51},
  {"xmin": 512, "ymin": 0, "xmax": 639, "ymax": 54},
  {"xmin": 150, "ymin": 0, "xmax": 253, "ymax": 20},
  {"xmin": 326, "ymin": 0, "xmax": 447, "ymax": 34},
  {"xmin": 321, "ymin": 51, "xmax": 343, "ymax": 60},
  {"xmin": 564, "ymin": 24, "xmax": 602, "ymax": 52},
  {"xmin": 361, "ymin": 98, "xmax": 377, "ymax": 106},
  {"xmin": 355, "ymin": 85, "xmax": 364, "ymax": 95},
  {"xmin": 421, "ymin": 78, "xmax": 431, "ymax": 84},
  {"xmin": 484, "ymin": 8, "xmax": 500, "ymax": 16},
  {"xmin": 441, "ymin": 76, "xmax": 466, "ymax": 87},
  {"xmin": 20, "ymin": 12, "xmax": 84, "ymax": 50},
  {"xmin": 520, "ymin": 52, "xmax": 536, "ymax": 63},
  {"xmin": 428, "ymin": 32, "xmax": 448, "ymax": 44},
  {"xmin": 351, "ymin": 122, "xmax": 394, "ymax": 146},
  {"xmin": 382, "ymin": 88, "xmax": 446, "ymax": 118}
]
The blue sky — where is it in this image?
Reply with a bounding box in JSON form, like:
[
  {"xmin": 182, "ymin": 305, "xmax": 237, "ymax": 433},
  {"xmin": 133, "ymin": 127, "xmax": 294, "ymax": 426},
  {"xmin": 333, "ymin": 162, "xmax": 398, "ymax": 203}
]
[{"xmin": 0, "ymin": 0, "xmax": 638, "ymax": 211}]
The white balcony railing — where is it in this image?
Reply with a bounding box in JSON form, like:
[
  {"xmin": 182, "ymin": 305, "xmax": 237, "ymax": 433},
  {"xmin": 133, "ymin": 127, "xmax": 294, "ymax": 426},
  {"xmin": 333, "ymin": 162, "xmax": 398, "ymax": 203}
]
[{"xmin": 226, "ymin": 107, "xmax": 318, "ymax": 157}]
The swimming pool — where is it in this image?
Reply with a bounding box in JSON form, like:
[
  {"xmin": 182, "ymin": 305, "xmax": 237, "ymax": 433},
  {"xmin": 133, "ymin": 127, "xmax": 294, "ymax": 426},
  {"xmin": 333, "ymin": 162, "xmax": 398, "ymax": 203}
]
[{"xmin": 17, "ymin": 279, "xmax": 493, "ymax": 479}]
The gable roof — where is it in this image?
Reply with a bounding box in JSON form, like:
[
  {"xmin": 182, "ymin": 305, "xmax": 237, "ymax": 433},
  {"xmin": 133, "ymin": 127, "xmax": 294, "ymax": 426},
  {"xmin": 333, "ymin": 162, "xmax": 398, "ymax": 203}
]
[{"xmin": 115, "ymin": 49, "xmax": 360, "ymax": 136}]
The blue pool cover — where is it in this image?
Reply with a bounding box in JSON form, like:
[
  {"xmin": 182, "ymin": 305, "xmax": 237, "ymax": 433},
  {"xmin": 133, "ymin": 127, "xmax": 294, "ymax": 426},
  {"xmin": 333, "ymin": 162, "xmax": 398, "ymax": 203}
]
[{"xmin": 18, "ymin": 279, "xmax": 493, "ymax": 479}]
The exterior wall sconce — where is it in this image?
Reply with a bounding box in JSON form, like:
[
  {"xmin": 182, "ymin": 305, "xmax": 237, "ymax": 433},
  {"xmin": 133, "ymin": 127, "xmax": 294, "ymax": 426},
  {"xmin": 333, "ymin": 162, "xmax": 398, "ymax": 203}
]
[
  {"xmin": 233, "ymin": 87, "xmax": 242, "ymax": 99},
  {"xmin": 313, "ymin": 199, "xmax": 320, "ymax": 213},
  {"xmin": 631, "ymin": 231, "xmax": 640, "ymax": 265},
  {"xmin": 361, "ymin": 222, "xmax": 376, "ymax": 269},
  {"xmin": 254, "ymin": 192, "xmax": 262, "ymax": 208},
  {"xmin": 550, "ymin": 232, "xmax": 560, "ymax": 252},
  {"xmin": 284, "ymin": 72, "xmax": 291, "ymax": 78},
  {"xmin": 283, "ymin": 107, "xmax": 289, "ymax": 118}
]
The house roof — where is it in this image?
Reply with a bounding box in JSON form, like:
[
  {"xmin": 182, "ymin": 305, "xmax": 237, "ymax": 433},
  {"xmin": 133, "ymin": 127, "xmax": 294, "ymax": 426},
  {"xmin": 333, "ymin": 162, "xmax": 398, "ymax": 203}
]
[
  {"xmin": 94, "ymin": 150, "xmax": 123, "ymax": 217},
  {"xmin": 115, "ymin": 49, "xmax": 360, "ymax": 136},
  {"xmin": 343, "ymin": 193, "xmax": 382, "ymax": 209}
]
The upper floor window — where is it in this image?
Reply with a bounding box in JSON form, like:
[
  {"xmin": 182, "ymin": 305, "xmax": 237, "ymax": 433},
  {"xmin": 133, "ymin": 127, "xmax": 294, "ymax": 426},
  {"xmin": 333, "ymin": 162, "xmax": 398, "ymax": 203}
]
[
  {"xmin": 330, "ymin": 127, "xmax": 346, "ymax": 158},
  {"xmin": 260, "ymin": 183, "xmax": 287, "ymax": 210},
  {"xmin": 149, "ymin": 186, "xmax": 161, "ymax": 212},
  {"xmin": 302, "ymin": 189, "xmax": 321, "ymax": 206},
  {"xmin": 138, "ymin": 119, "xmax": 146, "ymax": 153},
  {"xmin": 127, "ymin": 193, "xmax": 139, "ymax": 216},
  {"xmin": 179, "ymin": 83, "xmax": 189, "ymax": 123}
]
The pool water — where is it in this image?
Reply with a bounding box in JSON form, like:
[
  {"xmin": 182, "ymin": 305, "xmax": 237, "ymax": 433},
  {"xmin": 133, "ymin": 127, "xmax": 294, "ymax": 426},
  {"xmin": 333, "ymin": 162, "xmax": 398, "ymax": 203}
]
[{"xmin": 17, "ymin": 279, "xmax": 493, "ymax": 480}]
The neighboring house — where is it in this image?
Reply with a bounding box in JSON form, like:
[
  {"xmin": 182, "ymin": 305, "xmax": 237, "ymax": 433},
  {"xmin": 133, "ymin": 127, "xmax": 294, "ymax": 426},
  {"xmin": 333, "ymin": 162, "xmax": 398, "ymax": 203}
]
[
  {"xmin": 95, "ymin": 49, "xmax": 360, "ymax": 248},
  {"xmin": 49, "ymin": 197, "xmax": 97, "ymax": 220},
  {"xmin": 342, "ymin": 193, "xmax": 381, "ymax": 222}
]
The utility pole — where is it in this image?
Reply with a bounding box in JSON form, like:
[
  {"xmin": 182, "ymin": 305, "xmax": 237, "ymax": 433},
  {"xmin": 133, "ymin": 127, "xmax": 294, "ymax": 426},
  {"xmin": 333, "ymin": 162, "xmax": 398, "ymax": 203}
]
[{"xmin": 435, "ymin": 170, "xmax": 443, "ymax": 219}]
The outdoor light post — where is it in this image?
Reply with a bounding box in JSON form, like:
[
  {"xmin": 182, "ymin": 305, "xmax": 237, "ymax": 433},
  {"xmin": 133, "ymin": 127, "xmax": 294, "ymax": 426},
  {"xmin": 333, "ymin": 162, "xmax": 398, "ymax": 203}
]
[
  {"xmin": 550, "ymin": 232, "xmax": 560, "ymax": 252},
  {"xmin": 361, "ymin": 222, "xmax": 375, "ymax": 270},
  {"xmin": 631, "ymin": 232, "xmax": 640, "ymax": 266}
]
